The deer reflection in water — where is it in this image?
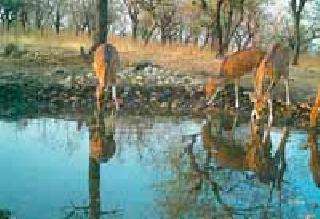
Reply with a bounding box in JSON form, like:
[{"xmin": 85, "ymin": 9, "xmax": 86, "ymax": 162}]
[
  {"xmin": 64, "ymin": 92, "xmax": 118, "ymax": 218},
  {"xmin": 88, "ymin": 100, "xmax": 117, "ymax": 219},
  {"xmin": 308, "ymin": 128, "xmax": 320, "ymax": 188},
  {"xmin": 174, "ymin": 111, "xmax": 289, "ymax": 217},
  {"xmin": 202, "ymin": 110, "xmax": 288, "ymax": 191}
]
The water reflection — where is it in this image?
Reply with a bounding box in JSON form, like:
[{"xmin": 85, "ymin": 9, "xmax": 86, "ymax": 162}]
[
  {"xmin": 308, "ymin": 129, "xmax": 320, "ymax": 188},
  {"xmin": 308, "ymin": 88, "xmax": 320, "ymax": 187},
  {"xmin": 0, "ymin": 102, "xmax": 320, "ymax": 218},
  {"xmin": 157, "ymin": 110, "xmax": 319, "ymax": 218},
  {"xmin": 0, "ymin": 209, "xmax": 12, "ymax": 218},
  {"xmin": 63, "ymin": 96, "xmax": 118, "ymax": 218},
  {"xmin": 89, "ymin": 97, "xmax": 118, "ymax": 218}
]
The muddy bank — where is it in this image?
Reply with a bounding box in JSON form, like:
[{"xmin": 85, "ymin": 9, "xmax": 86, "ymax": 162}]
[
  {"xmin": 0, "ymin": 70, "xmax": 314, "ymax": 130},
  {"xmin": 0, "ymin": 49, "xmax": 317, "ymax": 127}
]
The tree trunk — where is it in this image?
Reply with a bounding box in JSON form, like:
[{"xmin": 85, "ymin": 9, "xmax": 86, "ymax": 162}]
[
  {"xmin": 292, "ymin": 14, "xmax": 300, "ymax": 65},
  {"xmin": 132, "ymin": 21, "xmax": 138, "ymax": 39},
  {"xmin": 179, "ymin": 26, "xmax": 183, "ymax": 44},
  {"xmin": 94, "ymin": 0, "xmax": 109, "ymax": 47},
  {"xmin": 161, "ymin": 26, "xmax": 166, "ymax": 45},
  {"xmin": 193, "ymin": 36, "xmax": 198, "ymax": 46},
  {"xmin": 21, "ymin": 11, "xmax": 27, "ymax": 32},
  {"xmin": 204, "ymin": 27, "xmax": 210, "ymax": 47},
  {"xmin": 216, "ymin": 0, "xmax": 224, "ymax": 57},
  {"xmin": 55, "ymin": 8, "xmax": 60, "ymax": 35},
  {"xmin": 223, "ymin": 1, "xmax": 233, "ymax": 50},
  {"xmin": 144, "ymin": 24, "xmax": 156, "ymax": 45},
  {"xmin": 35, "ymin": 7, "xmax": 42, "ymax": 30}
]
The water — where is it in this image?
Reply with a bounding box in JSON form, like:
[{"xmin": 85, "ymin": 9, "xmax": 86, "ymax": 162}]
[{"xmin": 0, "ymin": 108, "xmax": 319, "ymax": 219}]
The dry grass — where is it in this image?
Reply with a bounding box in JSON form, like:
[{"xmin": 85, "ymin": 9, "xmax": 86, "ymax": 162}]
[
  {"xmin": 1, "ymin": 31, "xmax": 319, "ymax": 81},
  {"xmin": 0, "ymin": 31, "xmax": 220, "ymax": 75},
  {"xmin": 108, "ymin": 36, "xmax": 220, "ymax": 74},
  {"xmin": 289, "ymin": 54, "xmax": 320, "ymax": 102},
  {"xmin": 0, "ymin": 31, "xmax": 91, "ymax": 51},
  {"xmin": 298, "ymin": 55, "xmax": 320, "ymax": 70}
]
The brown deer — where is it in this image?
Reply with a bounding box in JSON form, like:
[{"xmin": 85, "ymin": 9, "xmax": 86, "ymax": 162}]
[
  {"xmin": 250, "ymin": 43, "xmax": 291, "ymax": 125},
  {"xmin": 308, "ymin": 87, "xmax": 320, "ymax": 187},
  {"xmin": 310, "ymin": 87, "xmax": 320, "ymax": 128},
  {"xmin": 93, "ymin": 43, "xmax": 120, "ymax": 111},
  {"xmin": 206, "ymin": 49, "xmax": 266, "ymax": 108}
]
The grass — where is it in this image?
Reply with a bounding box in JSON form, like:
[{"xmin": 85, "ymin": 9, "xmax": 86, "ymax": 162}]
[
  {"xmin": 108, "ymin": 36, "xmax": 220, "ymax": 74},
  {"xmin": 0, "ymin": 31, "xmax": 220, "ymax": 75}
]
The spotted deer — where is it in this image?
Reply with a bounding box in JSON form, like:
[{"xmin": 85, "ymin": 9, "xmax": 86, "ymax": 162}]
[
  {"xmin": 93, "ymin": 43, "xmax": 120, "ymax": 111},
  {"xmin": 250, "ymin": 43, "xmax": 290, "ymax": 125},
  {"xmin": 307, "ymin": 87, "xmax": 320, "ymax": 187},
  {"xmin": 206, "ymin": 49, "xmax": 266, "ymax": 108},
  {"xmin": 310, "ymin": 87, "xmax": 320, "ymax": 128}
]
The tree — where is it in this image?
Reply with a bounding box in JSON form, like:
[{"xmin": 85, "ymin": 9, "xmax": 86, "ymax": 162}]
[
  {"xmin": 94, "ymin": 0, "xmax": 109, "ymax": 46},
  {"xmin": 290, "ymin": 0, "xmax": 308, "ymax": 65},
  {"xmin": 123, "ymin": 0, "xmax": 140, "ymax": 39}
]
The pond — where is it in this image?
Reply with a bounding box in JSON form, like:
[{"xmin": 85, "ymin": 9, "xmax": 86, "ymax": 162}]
[{"xmin": 0, "ymin": 102, "xmax": 319, "ymax": 219}]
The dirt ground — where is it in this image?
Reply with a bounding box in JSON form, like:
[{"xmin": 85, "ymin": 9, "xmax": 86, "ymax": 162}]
[{"xmin": 0, "ymin": 33, "xmax": 319, "ymax": 103}]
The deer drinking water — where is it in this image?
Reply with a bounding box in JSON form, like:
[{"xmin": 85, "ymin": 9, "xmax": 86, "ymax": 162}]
[
  {"xmin": 206, "ymin": 49, "xmax": 266, "ymax": 108},
  {"xmin": 310, "ymin": 87, "xmax": 320, "ymax": 128},
  {"xmin": 308, "ymin": 88, "xmax": 320, "ymax": 187},
  {"xmin": 93, "ymin": 43, "xmax": 120, "ymax": 111},
  {"xmin": 250, "ymin": 43, "xmax": 290, "ymax": 125}
]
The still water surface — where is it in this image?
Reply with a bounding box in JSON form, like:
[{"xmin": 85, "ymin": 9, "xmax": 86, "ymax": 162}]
[{"xmin": 0, "ymin": 110, "xmax": 319, "ymax": 219}]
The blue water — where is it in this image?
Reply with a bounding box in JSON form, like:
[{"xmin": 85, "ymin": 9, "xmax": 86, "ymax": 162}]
[{"xmin": 0, "ymin": 115, "xmax": 319, "ymax": 219}]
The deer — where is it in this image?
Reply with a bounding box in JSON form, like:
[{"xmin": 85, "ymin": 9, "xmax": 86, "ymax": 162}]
[
  {"xmin": 307, "ymin": 88, "xmax": 320, "ymax": 187},
  {"xmin": 206, "ymin": 49, "xmax": 266, "ymax": 108},
  {"xmin": 250, "ymin": 43, "xmax": 291, "ymax": 126},
  {"xmin": 310, "ymin": 87, "xmax": 320, "ymax": 128},
  {"xmin": 93, "ymin": 43, "xmax": 120, "ymax": 111}
]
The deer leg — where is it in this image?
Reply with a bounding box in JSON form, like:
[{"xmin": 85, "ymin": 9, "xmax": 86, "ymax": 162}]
[
  {"xmin": 235, "ymin": 78, "xmax": 240, "ymax": 108},
  {"xmin": 267, "ymin": 98, "xmax": 273, "ymax": 128},
  {"xmin": 207, "ymin": 87, "xmax": 221, "ymax": 106},
  {"xmin": 112, "ymin": 85, "xmax": 119, "ymax": 110},
  {"xmin": 96, "ymin": 85, "xmax": 104, "ymax": 112},
  {"xmin": 231, "ymin": 114, "xmax": 238, "ymax": 137},
  {"xmin": 251, "ymin": 109, "xmax": 258, "ymax": 123},
  {"xmin": 284, "ymin": 79, "xmax": 290, "ymax": 106}
]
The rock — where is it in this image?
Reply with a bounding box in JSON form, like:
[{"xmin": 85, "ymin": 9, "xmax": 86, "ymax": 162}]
[
  {"xmin": 160, "ymin": 102, "xmax": 168, "ymax": 108},
  {"xmin": 171, "ymin": 100, "xmax": 179, "ymax": 109},
  {"xmin": 135, "ymin": 60, "xmax": 153, "ymax": 71},
  {"xmin": 4, "ymin": 43, "xmax": 18, "ymax": 57}
]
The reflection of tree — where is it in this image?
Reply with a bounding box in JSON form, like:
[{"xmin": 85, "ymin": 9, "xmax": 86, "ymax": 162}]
[
  {"xmin": 308, "ymin": 88, "xmax": 320, "ymax": 187},
  {"xmin": 159, "ymin": 110, "xmax": 290, "ymax": 218},
  {"xmin": 63, "ymin": 99, "xmax": 121, "ymax": 218},
  {"xmin": 0, "ymin": 209, "xmax": 12, "ymax": 218},
  {"xmin": 308, "ymin": 129, "xmax": 320, "ymax": 188}
]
